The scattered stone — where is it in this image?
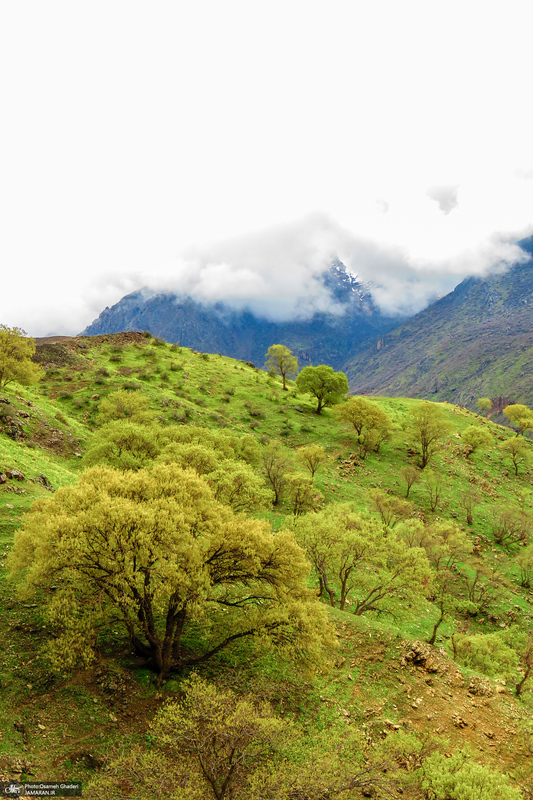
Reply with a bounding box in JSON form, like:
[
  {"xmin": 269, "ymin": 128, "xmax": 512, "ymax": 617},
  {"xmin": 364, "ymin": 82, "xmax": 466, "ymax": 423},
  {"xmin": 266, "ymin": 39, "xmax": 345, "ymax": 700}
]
[
  {"xmin": 109, "ymin": 713, "xmax": 118, "ymax": 723},
  {"xmin": 452, "ymin": 714, "xmax": 468, "ymax": 728},
  {"xmin": 467, "ymin": 677, "xmax": 493, "ymax": 697},
  {"xmin": 384, "ymin": 719, "xmax": 401, "ymax": 730}
]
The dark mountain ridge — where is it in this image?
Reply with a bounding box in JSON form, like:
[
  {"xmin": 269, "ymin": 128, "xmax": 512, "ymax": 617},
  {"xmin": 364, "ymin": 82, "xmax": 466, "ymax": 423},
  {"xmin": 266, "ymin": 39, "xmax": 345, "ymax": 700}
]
[{"xmin": 82, "ymin": 263, "xmax": 402, "ymax": 370}]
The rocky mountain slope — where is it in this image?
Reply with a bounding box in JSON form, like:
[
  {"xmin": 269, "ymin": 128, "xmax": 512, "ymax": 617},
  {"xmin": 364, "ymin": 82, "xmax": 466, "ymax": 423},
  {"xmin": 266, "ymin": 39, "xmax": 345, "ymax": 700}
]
[
  {"xmin": 345, "ymin": 236, "xmax": 533, "ymax": 409},
  {"xmin": 82, "ymin": 263, "xmax": 402, "ymax": 370}
]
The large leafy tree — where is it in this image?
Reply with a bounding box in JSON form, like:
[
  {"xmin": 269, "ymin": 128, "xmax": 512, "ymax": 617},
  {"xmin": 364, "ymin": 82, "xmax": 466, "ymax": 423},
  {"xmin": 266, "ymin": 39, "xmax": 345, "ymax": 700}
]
[
  {"xmin": 0, "ymin": 325, "xmax": 42, "ymax": 390},
  {"xmin": 295, "ymin": 365, "xmax": 348, "ymax": 414},
  {"xmin": 265, "ymin": 344, "xmax": 298, "ymax": 391},
  {"xmin": 9, "ymin": 465, "xmax": 331, "ymax": 679}
]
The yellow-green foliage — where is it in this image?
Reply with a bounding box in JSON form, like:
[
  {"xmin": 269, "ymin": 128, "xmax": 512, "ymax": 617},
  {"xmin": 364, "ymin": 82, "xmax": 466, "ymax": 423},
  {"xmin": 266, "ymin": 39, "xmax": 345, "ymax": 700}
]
[
  {"xmin": 503, "ymin": 403, "xmax": 533, "ymax": 435},
  {"xmin": 82, "ymin": 420, "xmax": 161, "ymax": 470},
  {"xmin": 0, "ymin": 324, "xmax": 43, "ymax": 390},
  {"xmin": 8, "ymin": 464, "xmax": 332, "ymax": 676},
  {"xmin": 451, "ymin": 632, "xmax": 519, "ymax": 680},
  {"xmin": 409, "ymin": 401, "xmax": 451, "ymax": 469},
  {"xmin": 421, "ymin": 750, "xmax": 522, "ymax": 799},
  {"xmin": 96, "ymin": 388, "xmax": 156, "ymax": 425},
  {"xmin": 296, "ymin": 443, "xmax": 327, "ymax": 479},
  {"xmin": 461, "ymin": 425, "xmax": 493, "ymax": 458},
  {"xmin": 152, "ymin": 674, "xmax": 286, "ymax": 799},
  {"xmin": 296, "ymin": 503, "xmax": 431, "ymax": 613}
]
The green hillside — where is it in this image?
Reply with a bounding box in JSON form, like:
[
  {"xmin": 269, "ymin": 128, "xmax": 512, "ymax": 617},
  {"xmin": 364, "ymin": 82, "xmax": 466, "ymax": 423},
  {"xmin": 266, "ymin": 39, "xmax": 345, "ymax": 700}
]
[
  {"xmin": 1, "ymin": 332, "xmax": 533, "ymax": 798},
  {"xmin": 345, "ymin": 244, "xmax": 533, "ymax": 414}
]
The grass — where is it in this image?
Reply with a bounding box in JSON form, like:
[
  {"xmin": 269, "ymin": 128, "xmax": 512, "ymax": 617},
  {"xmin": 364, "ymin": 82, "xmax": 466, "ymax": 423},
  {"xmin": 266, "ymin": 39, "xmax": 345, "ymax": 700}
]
[{"xmin": 1, "ymin": 331, "xmax": 533, "ymax": 794}]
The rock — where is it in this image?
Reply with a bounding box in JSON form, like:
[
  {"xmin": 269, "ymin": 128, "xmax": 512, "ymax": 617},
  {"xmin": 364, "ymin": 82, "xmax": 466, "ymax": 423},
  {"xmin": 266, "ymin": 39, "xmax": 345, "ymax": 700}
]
[
  {"xmin": 0, "ymin": 473, "xmax": 7, "ymax": 484},
  {"xmin": 33, "ymin": 473, "xmax": 54, "ymax": 492},
  {"xmin": 403, "ymin": 641, "xmax": 439, "ymax": 672},
  {"xmin": 5, "ymin": 420, "xmax": 24, "ymax": 441},
  {"xmin": 5, "ymin": 468, "xmax": 25, "ymax": 481}
]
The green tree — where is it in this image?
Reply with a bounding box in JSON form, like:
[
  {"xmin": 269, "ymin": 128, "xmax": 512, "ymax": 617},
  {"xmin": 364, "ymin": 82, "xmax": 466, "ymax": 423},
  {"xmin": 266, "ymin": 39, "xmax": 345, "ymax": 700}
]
[
  {"xmin": 515, "ymin": 544, "xmax": 533, "ymax": 588},
  {"xmin": 499, "ymin": 437, "xmax": 530, "ymax": 476},
  {"xmin": 492, "ymin": 506, "xmax": 529, "ymax": 548},
  {"xmin": 296, "ymin": 444, "xmax": 327, "ymax": 480},
  {"xmin": 97, "ymin": 388, "xmax": 155, "ymax": 425},
  {"xmin": 261, "ymin": 441, "xmax": 293, "ymax": 505},
  {"xmin": 503, "ymin": 403, "xmax": 533, "ymax": 435},
  {"xmin": 477, "ymin": 397, "xmax": 492, "ymax": 416},
  {"xmin": 265, "ymin": 344, "xmax": 298, "ymax": 391},
  {"xmin": 335, "ymin": 396, "xmax": 392, "ymax": 455},
  {"xmin": 295, "ymin": 365, "xmax": 348, "ymax": 414},
  {"xmin": 286, "ymin": 473, "xmax": 323, "ymax": 516},
  {"xmin": 152, "ymin": 675, "xmax": 285, "ymax": 800},
  {"xmin": 461, "ymin": 425, "xmax": 493, "ymax": 459},
  {"xmin": 423, "ymin": 521, "xmax": 473, "ymax": 571},
  {"xmin": 0, "ymin": 325, "xmax": 43, "ymax": 390},
  {"xmin": 400, "ymin": 465, "xmax": 420, "ymax": 498},
  {"xmin": 459, "ymin": 488, "xmax": 481, "ymax": 525},
  {"xmin": 8, "ymin": 465, "xmax": 331, "ymax": 679},
  {"xmin": 369, "ymin": 489, "xmax": 414, "ymax": 528},
  {"xmin": 423, "ymin": 469, "xmax": 443, "ymax": 513},
  {"xmin": 410, "ymin": 401, "xmax": 450, "ymax": 469},
  {"xmin": 296, "ymin": 504, "xmax": 431, "ymax": 614}
]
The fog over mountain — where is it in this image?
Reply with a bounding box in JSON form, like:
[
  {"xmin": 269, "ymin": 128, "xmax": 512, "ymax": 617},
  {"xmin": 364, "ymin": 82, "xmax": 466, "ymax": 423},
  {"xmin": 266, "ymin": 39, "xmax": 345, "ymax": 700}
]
[{"xmin": 86, "ymin": 215, "xmax": 531, "ymax": 331}]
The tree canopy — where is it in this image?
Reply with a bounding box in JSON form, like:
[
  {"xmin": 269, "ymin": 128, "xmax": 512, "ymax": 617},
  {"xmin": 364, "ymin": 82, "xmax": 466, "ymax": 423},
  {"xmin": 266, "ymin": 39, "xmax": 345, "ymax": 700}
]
[
  {"xmin": 503, "ymin": 404, "xmax": 533, "ymax": 436},
  {"xmin": 296, "ymin": 504, "xmax": 431, "ymax": 614},
  {"xmin": 9, "ymin": 465, "xmax": 332, "ymax": 678},
  {"xmin": 265, "ymin": 344, "xmax": 298, "ymax": 391},
  {"xmin": 335, "ymin": 396, "xmax": 392, "ymax": 456},
  {"xmin": 295, "ymin": 365, "xmax": 348, "ymax": 414},
  {"xmin": 0, "ymin": 325, "xmax": 43, "ymax": 390}
]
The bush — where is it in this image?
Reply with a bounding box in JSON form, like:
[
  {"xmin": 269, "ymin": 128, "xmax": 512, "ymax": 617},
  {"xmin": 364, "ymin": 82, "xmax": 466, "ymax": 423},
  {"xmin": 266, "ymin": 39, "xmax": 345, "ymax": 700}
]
[
  {"xmin": 421, "ymin": 750, "xmax": 521, "ymax": 799},
  {"xmin": 450, "ymin": 631, "xmax": 519, "ymax": 680}
]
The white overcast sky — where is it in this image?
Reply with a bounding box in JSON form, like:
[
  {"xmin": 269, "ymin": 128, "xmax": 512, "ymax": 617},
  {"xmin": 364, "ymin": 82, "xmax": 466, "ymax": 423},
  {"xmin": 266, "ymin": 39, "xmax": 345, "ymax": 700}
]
[{"xmin": 1, "ymin": 0, "xmax": 533, "ymax": 335}]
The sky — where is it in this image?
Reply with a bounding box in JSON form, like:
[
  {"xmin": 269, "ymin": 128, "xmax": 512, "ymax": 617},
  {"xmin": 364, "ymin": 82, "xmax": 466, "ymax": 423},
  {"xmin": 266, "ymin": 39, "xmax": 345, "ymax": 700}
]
[{"xmin": 1, "ymin": 0, "xmax": 533, "ymax": 335}]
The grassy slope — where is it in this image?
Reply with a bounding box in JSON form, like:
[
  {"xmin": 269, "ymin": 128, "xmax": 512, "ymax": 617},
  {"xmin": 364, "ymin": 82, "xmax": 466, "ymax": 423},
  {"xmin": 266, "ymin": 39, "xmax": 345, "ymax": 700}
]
[
  {"xmin": 345, "ymin": 257, "xmax": 533, "ymax": 410},
  {"xmin": 1, "ymin": 333, "xmax": 533, "ymax": 794}
]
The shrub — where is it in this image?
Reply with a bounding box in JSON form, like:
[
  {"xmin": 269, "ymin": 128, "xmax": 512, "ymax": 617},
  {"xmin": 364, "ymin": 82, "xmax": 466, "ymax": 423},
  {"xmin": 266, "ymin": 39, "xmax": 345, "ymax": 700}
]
[{"xmin": 421, "ymin": 750, "xmax": 521, "ymax": 799}]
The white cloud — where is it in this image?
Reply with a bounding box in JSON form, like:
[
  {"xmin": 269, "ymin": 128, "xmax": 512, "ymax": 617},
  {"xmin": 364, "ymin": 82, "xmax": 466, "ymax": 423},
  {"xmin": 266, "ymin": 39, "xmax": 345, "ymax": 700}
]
[{"xmin": 0, "ymin": 2, "xmax": 532, "ymax": 334}]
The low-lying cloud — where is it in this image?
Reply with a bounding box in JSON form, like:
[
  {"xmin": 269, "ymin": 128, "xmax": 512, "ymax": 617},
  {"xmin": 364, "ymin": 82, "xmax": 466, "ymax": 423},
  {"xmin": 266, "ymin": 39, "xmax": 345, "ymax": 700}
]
[{"xmin": 132, "ymin": 213, "xmax": 531, "ymax": 322}]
